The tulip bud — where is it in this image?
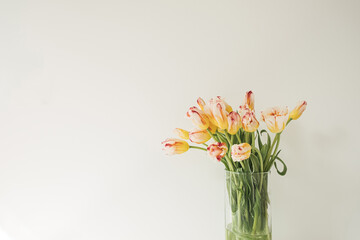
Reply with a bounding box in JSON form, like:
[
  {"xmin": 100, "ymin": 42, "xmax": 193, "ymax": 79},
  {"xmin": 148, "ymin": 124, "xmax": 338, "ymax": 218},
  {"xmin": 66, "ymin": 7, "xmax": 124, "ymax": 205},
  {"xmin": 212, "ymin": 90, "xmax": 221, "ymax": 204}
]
[
  {"xmin": 174, "ymin": 128, "xmax": 189, "ymax": 140},
  {"xmin": 162, "ymin": 138, "xmax": 189, "ymax": 155},
  {"xmin": 244, "ymin": 91, "xmax": 255, "ymax": 110},
  {"xmin": 241, "ymin": 111, "xmax": 259, "ymax": 132},
  {"xmin": 207, "ymin": 142, "xmax": 228, "ymax": 161},
  {"xmin": 227, "ymin": 111, "xmax": 242, "ymax": 135},
  {"xmin": 261, "ymin": 107, "xmax": 289, "ymax": 133},
  {"xmin": 186, "ymin": 107, "xmax": 210, "ymax": 130},
  {"xmin": 231, "ymin": 143, "xmax": 251, "ymax": 162},
  {"xmin": 289, "ymin": 101, "xmax": 307, "ymax": 120},
  {"xmin": 189, "ymin": 129, "xmax": 211, "ymax": 144}
]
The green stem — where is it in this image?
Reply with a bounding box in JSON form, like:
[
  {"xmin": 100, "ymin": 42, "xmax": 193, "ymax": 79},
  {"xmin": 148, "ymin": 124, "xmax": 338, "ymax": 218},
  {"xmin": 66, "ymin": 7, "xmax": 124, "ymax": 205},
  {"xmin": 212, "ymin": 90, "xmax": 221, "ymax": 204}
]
[
  {"xmin": 245, "ymin": 132, "xmax": 250, "ymax": 143},
  {"xmin": 286, "ymin": 118, "xmax": 293, "ymax": 126},
  {"xmin": 236, "ymin": 132, "xmax": 241, "ymax": 143},
  {"xmin": 251, "ymin": 132, "xmax": 255, "ymax": 147},
  {"xmin": 224, "ymin": 156, "xmax": 235, "ymax": 172},
  {"xmin": 265, "ymin": 133, "xmax": 280, "ymax": 164},
  {"xmin": 189, "ymin": 146, "xmax": 207, "ymax": 151},
  {"xmin": 224, "ymin": 131, "xmax": 232, "ymax": 145},
  {"xmin": 207, "ymin": 129, "xmax": 219, "ymax": 142}
]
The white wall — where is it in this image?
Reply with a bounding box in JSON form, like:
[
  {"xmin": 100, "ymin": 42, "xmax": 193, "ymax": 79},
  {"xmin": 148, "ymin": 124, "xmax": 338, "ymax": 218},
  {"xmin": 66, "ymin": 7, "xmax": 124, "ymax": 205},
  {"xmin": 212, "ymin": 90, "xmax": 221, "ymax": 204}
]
[{"xmin": 1, "ymin": 0, "xmax": 359, "ymax": 239}]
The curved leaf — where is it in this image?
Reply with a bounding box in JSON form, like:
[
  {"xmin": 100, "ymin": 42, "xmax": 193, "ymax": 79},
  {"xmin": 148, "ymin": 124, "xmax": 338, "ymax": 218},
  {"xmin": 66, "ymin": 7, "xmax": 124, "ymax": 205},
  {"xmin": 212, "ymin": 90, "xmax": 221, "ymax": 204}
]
[{"xmin": 274, "ymin": 156, "xmax": 287, "ymax": 176}]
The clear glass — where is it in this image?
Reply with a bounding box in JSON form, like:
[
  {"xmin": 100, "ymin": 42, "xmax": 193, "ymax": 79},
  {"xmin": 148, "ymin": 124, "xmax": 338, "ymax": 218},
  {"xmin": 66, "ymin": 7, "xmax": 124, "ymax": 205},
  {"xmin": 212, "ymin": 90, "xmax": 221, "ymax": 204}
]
[{"xmin": 225, "ymin": 171, "xmax": 271, "ymax": 240}]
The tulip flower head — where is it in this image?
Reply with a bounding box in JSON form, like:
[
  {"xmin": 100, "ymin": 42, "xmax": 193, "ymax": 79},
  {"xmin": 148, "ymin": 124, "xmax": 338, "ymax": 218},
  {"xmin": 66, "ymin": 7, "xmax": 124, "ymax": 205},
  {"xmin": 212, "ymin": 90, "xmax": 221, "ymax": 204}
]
[
  {"xmin": 227, "ymin": 111, "xmax": 242, "ymax": 135},
  {"xmin": 208, "ymin": 97, "xmax": 232, "ymax": 130},
  {"xmin": 174, "ymin": 128, "xmax": 189, "ymax": 140},
  {"xmin": 162, "ymin": 138, "xmax": 189, "ymax": 155},
  {"xmin": 241, "ymin": 111, "xmax": 259, "ymax": 133},
  {"xmin": 239, "ymin": 105, "xmax": 251, "ymax": 119},
  {"xmin": 261, "ymin": 107, "xmax": 289, "ymax": 133},
  {"xmin": 289, "ymin": 101, "xmax": 307, "ymax": 120},
  {"xmin": 244, "ymin": 91, "xmax": 255, "ymax": 110},
  {"xmin": 186, "ymin": 106, "xmax": 210, "ymax": 130},
  {"xmin": 231, "ymin": 143, "xmax": 252, "ymax": 162},
  {"xmin": 189, "ymin": 129, "xmax": 211, "ymax": 144},
  {"xmin": 207, "ymin": 142, "xmax": 228, "ymax": 161}
]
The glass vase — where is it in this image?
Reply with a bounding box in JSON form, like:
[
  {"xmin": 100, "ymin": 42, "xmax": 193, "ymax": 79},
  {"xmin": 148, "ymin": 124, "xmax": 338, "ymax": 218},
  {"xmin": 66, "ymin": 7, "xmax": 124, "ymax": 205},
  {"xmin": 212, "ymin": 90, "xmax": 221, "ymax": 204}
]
[{"xmin": 225, "ymin": 171, "xmax": 271, "ymax": 240}]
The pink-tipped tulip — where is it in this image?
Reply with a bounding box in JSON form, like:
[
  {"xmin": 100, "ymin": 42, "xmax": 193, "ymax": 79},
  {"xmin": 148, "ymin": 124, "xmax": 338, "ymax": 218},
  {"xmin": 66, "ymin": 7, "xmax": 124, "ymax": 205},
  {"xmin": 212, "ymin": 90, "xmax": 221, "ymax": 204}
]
[
  {"xmin": 186, "ymin": 107, "xmax": 210, "ymax": 130},
  {"xmin": 239, "ymin": 104, "xmax": 251, "ymax": 119},
  {"xmin": 227, "ymin": 111, "xmax": 242, "ymax": 135},
  {"xmin": 207, "ymin": 142, "xmax": 228, "ymax": 161},
  {"xmin": 244, "ymin": 91, "xmax": 255, "ymax": 110},
  {"xmin": 261, "ymin": 107, "xmax": 289, "ymax": 133},
  {"xmin": 162, "ymin": 138, "xmax": 189, "ymax": 155},
  {"xmin": 208, "ymin": 97, "xmax": 232, "ymax": 130},
  {"xmin": 189, "ymin": 129, "xmax": 211, "ymax": 144},
  {"xmin": 231, "ymin": 143, "xmax": 251, "ymax": 162},
  {"xmin": 289, "ymin": 101, "xmax": 307, "ymax": 120},
  {"xmin": 241, "ymin": 111, "xmax": 259, "ymax": 133}
]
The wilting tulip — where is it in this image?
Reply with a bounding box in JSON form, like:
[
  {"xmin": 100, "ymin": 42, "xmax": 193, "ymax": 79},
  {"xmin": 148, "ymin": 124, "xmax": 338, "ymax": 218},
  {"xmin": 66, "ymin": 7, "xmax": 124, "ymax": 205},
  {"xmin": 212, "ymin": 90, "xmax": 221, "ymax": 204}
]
[
  {"xmin": 241, "ymin": 111, "xmax": 259, "ymax": 132},
  {"xmin": 174, "ymin": 128, "xmax": 189, "ymax": 140},
  {"xmin": 189, "ymin": 129, "xmax": 211, "ymax": 144},
  {"xmin": 244, "ymin": 91, "xmax": 255, "ymax": 110},
  {"xmin": 231, "ymin": 143, "xmax": 251, "ymax": 162},
  {"xmin": 261, "ymin": 107, "xmax": 289, "ymax": 133},
  {"xmin": 289, "ymin": 101, "xmax": 307, "ymax": 120},
  {"xmin": 227, "ymin": 111, "xmax": 242, "ymax": 135},
  {"xmin": 162, "ymin": 138, "xmax": 189, "ymax": 155},
  {"xmin": 186, "ymin": 107, "xmax": 210, "ymax": 130},
  {"xmin": 207, "ymin": 142, "xmax": 228, "ymax": 161}
]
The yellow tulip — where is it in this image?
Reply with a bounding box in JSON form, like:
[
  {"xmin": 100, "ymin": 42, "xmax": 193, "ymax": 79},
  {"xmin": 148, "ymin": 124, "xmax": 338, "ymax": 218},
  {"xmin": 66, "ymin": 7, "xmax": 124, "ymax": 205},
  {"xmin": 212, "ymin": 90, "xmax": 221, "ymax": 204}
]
[
  {"xmin": 241, "ymin": 111, "xmax": 259, "ymax": 132},
  {"xmin": 207, "ymin": 142, "xmax": 228, "ymax": 161},
  {"xmin": 189, "ymin": 129, "xmax": 211, "ymax": 144},
  {"xmin": 289, "ymin": 101, "xmax": 307, "ymax": 120},
  {"xmin": 231, "ymin": 143, "xmax": 251, "ymax": 162},
  {"xmin": 244, "ymin": 91, "xmax": 255, "ymax": 110},
  {"xmin": 173, "ymin": 128, "xmax": 189, "ymax": 140},
  {"xmin": 186, "ymin": 107, "xmax": 210, "ymax": 130},
  {"xmin": 208, "ymin": 122, "xmax": 218, "ymax": 134},
  {"xmin": 227, "ymin": 111, "xmax": 242, "ymax": 135},
  {"xmin": 208, "ymin": 97, "xmax": 231, "ymax": 130},
  {"xmin": 261, "ymin": 107, "xmax": 289, "ymax": 133},
  {"xmin": 162, "ymin": 138, "xmax": 189, "ymax": 155}
]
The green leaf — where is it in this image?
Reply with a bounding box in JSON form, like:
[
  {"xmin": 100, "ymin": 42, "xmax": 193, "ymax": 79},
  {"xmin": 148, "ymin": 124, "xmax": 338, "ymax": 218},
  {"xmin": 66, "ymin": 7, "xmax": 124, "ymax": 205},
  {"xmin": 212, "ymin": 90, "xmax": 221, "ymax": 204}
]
[
  {"xmin": 274, "ymin": 156, "xmax": 287, "ymax": 176},
  {"xmin": 250, "ymin": 154, "xmax": 259, "ymax": 172},
  {"xmin": 256, "ymin": 130, "xmax": 263, "ymax": 149},
  {"xmin": 260, "ymin": 143, "xmax": 268, "ymax": 159},
  {"xmin": 259, "ymin": 130, "xmax": 271, "ymax": 159},
  {"xmin": 260, "ymin": 129, "xmax": 271, "ymax": 146},
  {"xmin": 266, "ymin": 149, "xmax": 281, "ymax": 171}
]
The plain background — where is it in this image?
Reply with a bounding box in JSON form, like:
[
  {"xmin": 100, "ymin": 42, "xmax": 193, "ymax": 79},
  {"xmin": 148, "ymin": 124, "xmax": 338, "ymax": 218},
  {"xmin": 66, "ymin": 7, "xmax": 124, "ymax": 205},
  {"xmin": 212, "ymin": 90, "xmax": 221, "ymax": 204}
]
[{"xmin": 1, "ymin": 0, "xmax": 360, "ymax": 239}]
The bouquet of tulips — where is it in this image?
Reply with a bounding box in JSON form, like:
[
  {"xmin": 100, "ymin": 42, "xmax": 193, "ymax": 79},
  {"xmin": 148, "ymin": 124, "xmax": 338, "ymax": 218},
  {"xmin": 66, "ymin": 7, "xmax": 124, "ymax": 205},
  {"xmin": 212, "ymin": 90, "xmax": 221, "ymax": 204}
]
[{"xmin": 162, "ymin": 91, "xmax": 307, "ymax": 240}]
